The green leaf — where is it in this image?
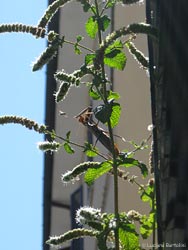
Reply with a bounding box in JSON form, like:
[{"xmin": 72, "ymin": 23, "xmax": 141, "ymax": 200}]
[
  {"xmin": 140, "ymin": 213, "xmax": 156, "ymax": 239},
  {"xmin": 93, "ymin": 101, "xmax": 121, "ymax": 128},
  {"xmin": 83, "ymin": 142, "xmax": 99, "ymax": 157},
  {"xmin": 89, "ymin": 87, "xmax": 101, "ymax": 100},
  {"xmin": 119, "ymin": 227, "xmax": 140, "ymax": 250},
  {"xmin": 98, "ymin": 15, "xmax": 111, "ymax": 32},
  {"xmin": 119, "ymin": 218, "xmax": 138, "ymax": 234},
  {"xmin": 104, "ymin": 40, "xmax": 127, "ymax": 70},
  {"xmin": 140, "ymin": 226, "xmax": 152, "ymax": 239},
  {"xmin": 74, "ymin": 36, "xmax": 83, "ymax": 55},
  {"xmin": 66, "ymin": 131, "xmax": 71, "ymax": 141},
  {"xmin": 74, "ymin": 45, "xmax": 82, "ymax": 55},
  {"xmin": 104, "ymin": 50, "xmax": 126, "ymax": 70},
  {"xmin": 139, "ymin": 162, "xmax": 148, "ymax": 178},
  {"xmin": 93, "ymin": 104, "xmax": 112, "ymax": 124},
  {"xmin": 85, "ymin": 16, "xmax": 98, "ymax": 39},
  {"xmin": 140, "ymin": 185, "xmax": 154, "ymax": 204},
  {"xmin": 84, "ymin": 161, "xmax": 112, "ymax": 186},
  {"xmin": 118, "ymin": 155, "xmax": 148, "ymax": 177},
  {"xmin": 76, "ymin": 35, "xmax": 83, "ymax": 43},
  {"xmin": 107, "ymin": 90, "xmax": 120, "ymax": 100},
  {"xmin": 80, "ymin": 0, "xmax": 91, "ymax": 12},
  {"xmin": 106, "ymin": 0, "xmax": 116, "ymax": 8},
  {"xmin": 62, "ymin": 161, "xmax": 101, "ymax": 184},
  {"xmin": 92, "ymin": 74, "xmax": 103, "ymax": 87},
  {"xmin": 109, "ymin": 101, "xmax": 121, "ymax": 128},
  {"xmin": 63, "ymin": 142, "xmax": 75, "ymax": 154},
  {"xmin": 85, "ymin": 53, "xmax": 96, "ymax": 65}
]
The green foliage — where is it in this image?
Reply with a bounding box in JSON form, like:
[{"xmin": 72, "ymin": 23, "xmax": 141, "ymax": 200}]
[
  {"xmin": 79, "ymin": 0, "xmax": 92, "ymax": 12},
  {"xmin": 0, "ymin": 0, "xmax": 158, "ymax": 249},
  {"xmin": 85, "ymin": 16, "xmax": 98, "ymax": 39},
  {"xmin": 93, "ymin": 100, "xmax": 121, "ymax": 128},
  {"xmin": 140, "ymin": 213, "xmax": 155, "ymax": 239},
  {"xmin": 139, "ymin": 178, "xmax": 155, "ymax": 206},
  {"xmin": 84, "ymin": 161, "xmax": 112, "ymax": 185},
  {"xmin": 62, "ymin": 161, "xmax": 101, "ymax": 183},
  {"xmin": 85, "ymin": 53, "xmax": 96, "ymax": 65},
  {"xmin": 93, "ymin": 104, "xmax": 112, "ymax": 124},
  {"xmin": 89, "ymin": 86, "xmax": 102, "ymax": 100},
  {"xmin": 74, "ymin": 35, "xmax": 84, "ymax": 54},
  {"xmin": 85, "ymin": 15, "xmax": 110, "ymax": 39},
  {"xmin": 107, "ymin": 90, "xmax": 120, "ymax": 100},
  {"xmin": 63, "ymin": 131, "xmax": 75, "ymax": 154},
  {"xmin": 104, "ymin": 40, "xmax": 127, "ymax": 70},
  {"xmin": 118, "ymin": 155, "xmax": 148, "ymax": 178},
  {"xmin": 83, "ymin": 142, "xmax": 99, "ymax": 157},
  {"xmin": 110, "ymin": 102, "xmax": 121, "ymax": 128},
  {"xmin": 119, "ymin": 227, "xmax": 140, "ymax": 250},
  {"xmin": 98, "ymin": 15, "xmax": 111, "ymax": 32}
]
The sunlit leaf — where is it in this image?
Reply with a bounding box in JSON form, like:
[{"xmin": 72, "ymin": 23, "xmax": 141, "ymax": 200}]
[
  {"xmin": 64, "ymin": 142, "xmax": 75, "ymax": 154},
  {"xmin": 140, "ymin": 185, "xmax": 154, "ymax": 203},
  {"xmin": 93, "ymin": 101, "xmax": 121, "ymax": 128},
  {"xmin": 74, "ymin": 45, "xmax": 82, "ymax": 55},
  {"xmin": 84, "ymin": 161, "xmax": 112, "ymax": 186},
  {"xmin": 62, "ymin": 161, "xmax": 101, "ymax": 184},
  {"xmin": 85, "ymin": 53, "xmax": 96, "ymax": 65},
  {"xmin": 119, "ymin": 226, "xmax": 140, "ymax": 250},
  {"xmin": 85, "ymin": 16, "xmax": 98, "ymax": 39},
  {"xmin": 118, "ymin": 155, "xmax": 148, "ymax": 177},
  {"xmin": 83, "ymin": 142, "xmax": 99, "ymax": 157},
  {"xmin": 89, "ymin": 87, "xmax": 101, "ymax": 100},
  {"xmin": 107, "ymin": 90, "xmax": 120, "ymax": 100},
  {"xmin": 140, "ymin": 213, "xmax": 156, "ymax": 239},
  {"xmin": 104, "ymin": 40, "xmax": 126, "ymax": 70},
  {"xmin": 140, "ymin": 226, "xmax": 152, "ymax": 239},
  {"xmin": 104, "ymin": 50, "xmax": 126, "ymax": 70},
  {"xmin": 109, "ymin": 101, "xmax": 121, "ymax": 128},
  {"xmin": 106, "ymin": 0, "xmax": 116, "ymax": 8}
]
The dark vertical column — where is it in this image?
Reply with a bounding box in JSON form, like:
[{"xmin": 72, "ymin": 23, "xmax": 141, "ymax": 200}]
[
  {"xmin": 43, "ymin": 1, "xmax": 60, "ymax": 249},
  {"xmin": 146, "ymin": 0, "xmax": 163, "ymax": 246},
  {"xmin": 159, "ymin": 1, "xmax": 188, "ymax": 246},
  {"xmin": 148, "ymin": 0, "xmax": 188, "ymax": 247}
]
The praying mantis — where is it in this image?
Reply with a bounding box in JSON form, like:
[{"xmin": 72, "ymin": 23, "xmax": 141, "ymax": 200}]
[{"xmin": 74, "ymin": 106, "xmax": 120, "ymax": 156}]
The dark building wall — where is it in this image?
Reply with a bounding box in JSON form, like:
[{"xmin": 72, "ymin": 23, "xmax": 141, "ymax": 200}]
[
  {"xmin": 147, "ymin": 0, "xmax": 188, "ymax": 248},
  {"xmin": 43, "ymin": 1, "xmax": 59, "ymax": 249}
]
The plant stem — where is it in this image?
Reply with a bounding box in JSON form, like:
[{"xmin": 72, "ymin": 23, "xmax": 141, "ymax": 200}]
[
  {"xmin": 46, "ymin": 131, "xmax": 109, "ymax": 160},
  {"xmin": 64, "ymin": 39, "xmax": 95, "ymax": 53},
  {"xmin": 94, "ymin": 1, "xmax": 120, "ymax": 249},
  {"xmin": 152, "ymin": 185, "xmax": 156, "ymax": 249}
]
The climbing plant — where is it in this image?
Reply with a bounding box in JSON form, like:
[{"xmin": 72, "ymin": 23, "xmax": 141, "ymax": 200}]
[{"xmin": 0, "ymin": 0, "xmax": 158, "ymax": 249}]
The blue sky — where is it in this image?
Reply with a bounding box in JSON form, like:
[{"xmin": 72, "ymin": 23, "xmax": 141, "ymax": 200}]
[{"xmin": 0, "ymin": 1, "xmax": 47, "ymax": 250}]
